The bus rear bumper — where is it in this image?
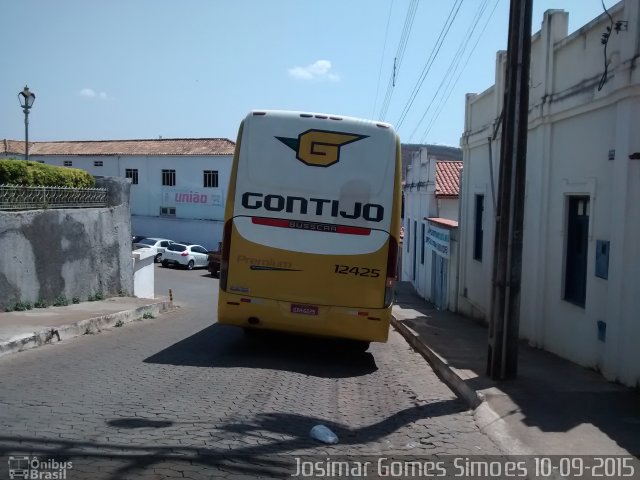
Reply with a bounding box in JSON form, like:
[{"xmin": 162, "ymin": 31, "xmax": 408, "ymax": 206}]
[{"xmin": 217, "ymin": 291, "xmax": 390, "ymax": 342}]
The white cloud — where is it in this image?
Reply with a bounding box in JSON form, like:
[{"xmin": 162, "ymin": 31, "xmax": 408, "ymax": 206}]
[
  {"xmin": 288, "ymin": 60, "xmax": 340, "ymax": 82},
  {"xmin": 79, "ymin": 88, "xmax": 109, "ymax": 99}
]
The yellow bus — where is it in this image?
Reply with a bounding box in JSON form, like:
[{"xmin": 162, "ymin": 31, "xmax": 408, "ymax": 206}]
[{"xmin": 217, "ymin": 110, "xmax": 401, "ymax": 349}]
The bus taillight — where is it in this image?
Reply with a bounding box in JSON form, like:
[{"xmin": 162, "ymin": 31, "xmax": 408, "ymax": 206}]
[
  {"xmin": 220, "ymin": 219, "xmax": 233, "ymax": 291},
  {"xmin": 384, "ymin": 236, "xmax": 399, "ymax": 307}
]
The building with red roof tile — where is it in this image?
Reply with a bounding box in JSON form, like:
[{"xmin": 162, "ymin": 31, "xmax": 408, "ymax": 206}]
[{"xmin": 1, "ymin": 138, "xmax": 235, "ymax": 250}]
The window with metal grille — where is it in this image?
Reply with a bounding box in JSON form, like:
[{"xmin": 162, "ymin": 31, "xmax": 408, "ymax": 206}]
[
  {"xmin": 125, "ymin": 168, "xmax": 139, "ymax": 185},
  {"xmin": 473, "ymin": 195, "xmax": 484, "ymax": 261},
  {"xmin": 160, "ymin": 206, "xmax": 176, "ymax": 217},
  {"xmin": 564, "ymin": 196, "xmax": 590, "ymax": 307},
  {"xmin": 94, "ymin": 160, "xmax": 103, "ymax": 167},
  {"xmin": 203, "ymin": 170, "xmax": 219, "ymax": 188},
  {"xmin": 63, "ymin": 161, "xmax": 72, "ymax": 167},
  {"xmin": 421, "ymin": 223, "xmax": 425, "ymax": 264},
  {"xmin": 162, "ymin": 169, "xmax": 176, "ymax": 186}
]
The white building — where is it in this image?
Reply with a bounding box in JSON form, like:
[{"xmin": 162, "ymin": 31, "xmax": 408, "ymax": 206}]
[
  {"xmin": 1, "ymin": 138, "xmax": 235, "ymax": 250},
  {"xmin": 402, "ymin": 145, "xmax": 462, "ymax": 311},
  {"xmin": 458, "ymin": 1, "xmax": 640, "ymax": 386}
]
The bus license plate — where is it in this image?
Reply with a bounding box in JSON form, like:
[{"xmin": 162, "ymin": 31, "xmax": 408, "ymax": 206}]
[{"xmin": 291, "ymin": 304, "xmax": 318, "ymax": 315}]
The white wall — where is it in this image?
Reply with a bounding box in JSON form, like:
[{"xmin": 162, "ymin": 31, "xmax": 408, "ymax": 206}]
[
  {"xmin": 402, "ymin": 148, "xmax": 437, "ymax": 287},
  {"xmin": 132, "ymin": 215, "xmax": 223, "ymax": 251},
  {"xmin": 28, "ymin": 153, "xmax": 232, "ymax": 250},
  {"xmin": 459, "ymin": 1, "xmax": 640, "ymax": 385},
  {"xmin": 437, "ymin": 198, "xmax": 459, "ymax": 222},
  {"xmin": 402, "ymin": 147, "xmax": 460, "ymax": 310}
]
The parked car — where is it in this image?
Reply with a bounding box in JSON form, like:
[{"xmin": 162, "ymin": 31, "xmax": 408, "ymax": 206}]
[
  {"xmin": 161, "ymin": 243, "xmax": 210, "ymax": 270},
  {"xmin": 133, "ymin": 237, "xmax": 174, "ymax": 263},
  {"xmin": 132, "ymin": 235, "xmax": 146, "ymax": 244}
]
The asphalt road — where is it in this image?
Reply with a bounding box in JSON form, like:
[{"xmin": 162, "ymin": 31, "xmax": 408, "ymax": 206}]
[{"xmin": 0, "ymin": 264, "xmax": 501, "ymax": 479}]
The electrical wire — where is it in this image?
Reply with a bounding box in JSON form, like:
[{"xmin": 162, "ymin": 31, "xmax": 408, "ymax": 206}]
[
  {"xmin": 407, "ymin": 0, "xmax": 491, "ymax": 141},
  {"xmin": 371, "ymin": 0, "xmax": 395, "ymax": 118},
  {"xmin": 420, "ymin": 0, "xmax": 501, "ymax": 142},
  {"xmin": 378, "ymin": 0, "xmax": 419, "ymax": 120},
  {"xmin": 598, "ymin": 0, "xmax": 614, "ymax": 91},
  {"xmin": 395, "ymin": 0, "xmax": 465, "ymax": 129}
]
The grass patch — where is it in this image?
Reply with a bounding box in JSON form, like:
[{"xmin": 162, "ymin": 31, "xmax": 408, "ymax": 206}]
[
  {"xmin": 34, "ymin": 299, "xmax": 48, "ymax": 308},
  {"xmin": 143, "ymin": 312, "xmax": 155, "ymax": 319},
  {"xmin": 114, "ymin": 319, "xmax": 124, "ymax": 328}
]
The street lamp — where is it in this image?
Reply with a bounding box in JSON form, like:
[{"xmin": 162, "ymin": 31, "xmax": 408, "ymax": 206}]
[{"xmin": 18, "ymin": 85, "xmax": 36, "ymax": 160}]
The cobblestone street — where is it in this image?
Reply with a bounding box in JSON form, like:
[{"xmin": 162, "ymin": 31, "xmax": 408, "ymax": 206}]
[{"xmin": 0, "ymin": 267, "xmax": 501, "ymax": 479}]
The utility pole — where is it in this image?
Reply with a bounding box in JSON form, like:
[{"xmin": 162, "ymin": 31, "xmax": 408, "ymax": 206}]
[{"xmin": 487, "ymin": 0, "xmax": 533, "ymax": 380}]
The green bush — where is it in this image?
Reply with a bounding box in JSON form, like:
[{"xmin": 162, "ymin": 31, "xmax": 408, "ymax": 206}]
[
  {"xmin": 34, "ymin": 299, "xmax": 48, "ymax": 308},
  {"xmin": 0, "ymin": 159, "xmax": 95, "ymax": 188},
  {"xmin": 13, "ymin": 301, "xmax": 33, "ymax": 311},
  {"xmin": 53, "ymin": 296, "xmax": 69, "ymax": 307},
  {"xmin": 88, "ymin": 292, "xmax": 104, "ymax": 302}
]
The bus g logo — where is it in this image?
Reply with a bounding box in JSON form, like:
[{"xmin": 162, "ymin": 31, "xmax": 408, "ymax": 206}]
[{"xmin": 276, "ymin": 129, "xmax": 368, "ymax": 167}]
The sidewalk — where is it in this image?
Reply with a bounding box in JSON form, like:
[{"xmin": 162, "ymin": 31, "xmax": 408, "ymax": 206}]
[
  {"xmin": 0, "ymin": 296, "xmax": 173, "ymax": 358},
  {"xmin": 392, "ymin": 281, "xmax": 640, "ymax": 456}
]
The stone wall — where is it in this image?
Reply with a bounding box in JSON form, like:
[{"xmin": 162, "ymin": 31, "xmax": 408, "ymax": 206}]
[{"xmin": 0, "ymin": 177, "xmax": 133, "ymax": 311}]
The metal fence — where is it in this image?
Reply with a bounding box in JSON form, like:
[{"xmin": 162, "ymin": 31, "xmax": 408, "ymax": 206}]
[{"xmin": 0, "ymin": 184, "xmax": 108, "ymax": 211}]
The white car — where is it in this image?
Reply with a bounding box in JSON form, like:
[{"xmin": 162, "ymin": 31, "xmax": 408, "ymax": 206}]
[
  {"xmin": 161, "ymin": 243, "xmax": 209, "ymax": 270},
  {"xmin": 133, "ymin": 237, "xmax": 174, "ymax": 263}
]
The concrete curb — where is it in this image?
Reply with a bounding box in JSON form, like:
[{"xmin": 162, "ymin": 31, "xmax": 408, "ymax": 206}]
[
  {"xmin": 391, "ymin": 314, "xmax": 532, "ymax": 455},
  {"xmin": 0, "ymin": 300, "xmax": 174, "ymax": 359},
  {"xmin": 391, "ymin": 315, "xmax": 483, "ymax": 408}
]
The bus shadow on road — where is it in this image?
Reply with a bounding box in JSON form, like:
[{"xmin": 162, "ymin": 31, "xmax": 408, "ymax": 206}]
[{"xmin": 143, "ymin": 324, "xmax": 378, "ymax": 378}]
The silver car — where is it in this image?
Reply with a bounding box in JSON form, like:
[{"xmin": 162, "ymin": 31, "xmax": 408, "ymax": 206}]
[{"xmin": 133, "ymin": 237, "xmax": 174, "ymax": 263}]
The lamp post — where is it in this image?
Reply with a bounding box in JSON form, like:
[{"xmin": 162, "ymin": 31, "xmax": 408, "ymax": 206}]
[{"xmin": 18, "ymin": 85, "xmax": 36, "ymax": 160}]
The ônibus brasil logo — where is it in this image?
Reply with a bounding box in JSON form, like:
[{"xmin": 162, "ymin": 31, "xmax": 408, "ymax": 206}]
[
  {"xmin": 276, "ymin": 129, "xmax": 368, "ymax": 167},
  {"xmin": 8, "ymin": 456, "xmax": 73, "ymax": 479}
]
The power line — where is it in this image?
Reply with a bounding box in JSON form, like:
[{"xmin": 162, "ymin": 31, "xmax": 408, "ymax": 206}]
[
  {"xmin": 421, "ymin": 0, "xmax": 502, "ymax": 142},
  {"xmin": 395, "ymin": 0, "xmax": 465, "ymax": 129},
  {"xmin": 379, "ymin": 0, "xmax": 418, "ymax": 119},
  {"xmin": 407, "ymin": 0, "xmax": 492, "ymax": 141},
  {"xmin": 378, "ymin": 0, "xmax": 419, "ymax": 120},
  {"xmin": 371, "ymin": 0, "xmax": 395, "ymax": 118}
]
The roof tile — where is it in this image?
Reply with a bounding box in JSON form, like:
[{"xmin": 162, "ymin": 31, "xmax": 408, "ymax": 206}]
[
  {"xmin": 435, "ymin": 160, "xmax": 463, "ymax": 197},
  {"xmin": 1, "ymin": 138, "xmax": 235, "ymax": 156}
]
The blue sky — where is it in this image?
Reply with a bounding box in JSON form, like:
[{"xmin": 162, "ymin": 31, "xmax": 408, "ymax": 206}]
[{"xmin": 0, "ymin": 1, "xmax": 615, "ymax": 147}]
